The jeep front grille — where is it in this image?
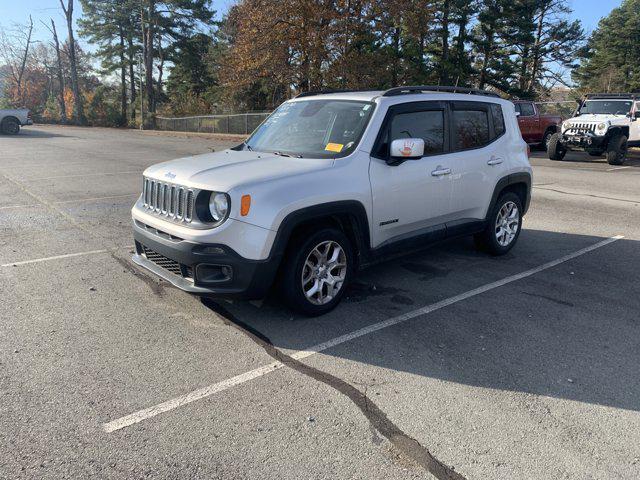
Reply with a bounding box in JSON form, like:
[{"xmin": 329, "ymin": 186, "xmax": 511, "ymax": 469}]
[
  {"xmin": 142, "ymin": 245, "xmax": 193, "ymax": 280},
  {"xmin": 142, "ymin": 178, "xmax": 194, "ymax": 223},
  {"xmin": 567, "ymin": 123, "xmax": 596, "ymax": 134}
]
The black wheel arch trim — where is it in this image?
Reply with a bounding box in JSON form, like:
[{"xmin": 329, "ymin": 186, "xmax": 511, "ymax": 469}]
[
  {"xmin": 269, "ymin": 200, "xmax": 371, "ymax": 266},
  {"xmin": 487, "ymin": 172, "xmax": 532, "ymax": 218}
]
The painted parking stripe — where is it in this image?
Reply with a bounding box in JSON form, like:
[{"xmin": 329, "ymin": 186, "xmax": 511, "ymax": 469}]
[
  {"xmin": 1, "ymin": 249, "xmax": 110, "ymax": 267},
  {"xmin": 1, "ymin": 246, "xmax": 134, "ymax": 267},
  {"xmin": 0, "ymin": 194, "xmax": 139, "ymax": 211},
  {"xmin": 27, "ymin": 171, "xmax": 141, "ymax": 181},
  {"xmin": 102, "ymin": 234, "xmax": 623, "ymax": 433}
]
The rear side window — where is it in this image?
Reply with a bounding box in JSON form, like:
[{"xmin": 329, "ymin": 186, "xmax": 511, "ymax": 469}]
[
  {"xmin": 389, "ymin": 110, "xmax": 444, "ymax": 155},
  {"xmin": 491, "ymin": 104, "xmax": 505, "ymax": 137},
  {"xmin": 452, "ymin": 109, "xmax": 490, "ymax": 150}
]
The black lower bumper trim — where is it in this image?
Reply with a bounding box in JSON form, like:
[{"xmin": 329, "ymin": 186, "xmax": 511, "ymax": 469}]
[{"xmin": 132, "ymin": 221, "xmax": 281, "ymax": 300}]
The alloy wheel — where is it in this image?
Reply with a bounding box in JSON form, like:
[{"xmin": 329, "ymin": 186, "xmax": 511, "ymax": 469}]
[
  {"xmin": 495, "ymin": 201, "xmax": 520, "ymax": 247},
  {"xmin": 301, "ymin": 240, "xmax": 347, "ymax": 305}
]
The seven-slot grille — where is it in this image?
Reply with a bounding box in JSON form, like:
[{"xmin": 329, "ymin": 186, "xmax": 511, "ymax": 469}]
[
  {"xmin": 142, "ymin": 178, "xmax": 194, "ymax": 223},
  {"xmin": 566, "ymin": 123, "xmax": 596, "ymax": 134},
  {"xmin": 142, "ymin": 246, "xmax": 193, "ymax": 279}
]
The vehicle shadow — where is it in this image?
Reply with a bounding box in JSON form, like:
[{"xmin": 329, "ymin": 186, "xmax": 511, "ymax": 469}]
[
  {"xmin": 4, "ymin": 128, "xmax": 73, "ymax": 139},
  {"xmin": 558, "ymin": 149, "xmax": 640, "ymax": 167},
  {"xmin": 202, "ymin": 229, "xmax": 640, "ymax": 412}
]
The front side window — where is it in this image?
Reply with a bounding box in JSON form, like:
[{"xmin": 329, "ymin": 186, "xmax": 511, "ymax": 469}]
[
  {"xmin": 579, "ymin": 100, "xmax": 633, "ymax": 115},
  {"xmin": 244, "ymin": 99, "xmax": 375, "ymax": 158},
  {"xmin": 452, "ymin": 109, "xmax": 490, "ymax": 150},
  {"xmin": 389, "ymin": 110, "xmax": 445, "ymax": 155}
]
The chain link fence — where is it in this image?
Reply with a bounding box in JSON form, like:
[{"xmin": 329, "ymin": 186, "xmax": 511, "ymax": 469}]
[{"xmin": 155, "ymin": 112, "xmax": 271, "ymax": 135}]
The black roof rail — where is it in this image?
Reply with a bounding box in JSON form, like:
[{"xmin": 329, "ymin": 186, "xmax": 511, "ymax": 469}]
[
  {"xmin": 382, "ymin": 85, "xmax": 500, "ymax": 98},
  {"xmin": 585, "ymin": 93, "xmax": 636, "ymax": 99},
  {"xmin": 295, "ymin": 89, "xmax": 360, "ymax": 98}
]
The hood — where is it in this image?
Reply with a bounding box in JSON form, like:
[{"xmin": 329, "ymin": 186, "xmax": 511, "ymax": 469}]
[
  {"xmin": 566, "ymin": 113, "xmax": 628, "ymax": 124},
  {"xmin": 143, "ymin": 149, "xmax": 335, "ymax": 192}
]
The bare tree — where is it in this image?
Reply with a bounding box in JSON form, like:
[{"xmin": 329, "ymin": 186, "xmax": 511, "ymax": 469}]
[
  {"xmin": 42, "ymin": 19, "xmax": 68, "ymax": 123},
  {"xmin": 0, "ymin": 15, "xmax": 35, "ymax": 105},
  {"xmin": 59, "ymin": 0, "xmax": 86, "ymax": 125}
]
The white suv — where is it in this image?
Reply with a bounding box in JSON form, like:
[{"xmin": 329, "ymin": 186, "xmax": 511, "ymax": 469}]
[
  {"xmin": 131, "ymin": 86, "xmax": 532, "ymax": 315},
  {"xmin": 548, "ymin": 93, "xmax": 640, "ymax": 165}
]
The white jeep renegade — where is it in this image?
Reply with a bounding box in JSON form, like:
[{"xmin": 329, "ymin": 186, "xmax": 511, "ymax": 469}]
[
  {"xmin": 131, "ymin": 86, "xmax": 532, "ymax": 315},
  {"xmin": 548, "ymin": 93, "xmax": 640, "ymax": 165}
]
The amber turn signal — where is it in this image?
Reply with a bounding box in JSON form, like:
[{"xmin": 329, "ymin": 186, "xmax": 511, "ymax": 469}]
[{"xmin": 241, "ymin": 195, "xmax": 251, "ymax": 216}]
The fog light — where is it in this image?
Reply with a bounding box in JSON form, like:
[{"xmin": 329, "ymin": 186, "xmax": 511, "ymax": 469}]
[{"xmin": 196, "ymin": 264, "xmax": 233, "ymax": 283}]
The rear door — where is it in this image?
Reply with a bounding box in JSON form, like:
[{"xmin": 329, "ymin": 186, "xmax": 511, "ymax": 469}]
[
  {"xmin": 446, "ymin": 101, "xmax": 507, "ymax": 222},
  {"xmin": 369, "ymin": 101, "xmax": 453, "ymax": 247}
]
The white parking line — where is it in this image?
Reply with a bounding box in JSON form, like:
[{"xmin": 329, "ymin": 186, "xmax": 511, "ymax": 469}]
[
  {"xmin": 102, "ymin": 234, "xmax": 623, "ymax": 433},
  {"xmin": 607, "ymin": 166, "xmax": 631, "ymax": 172},
  {"xmin": 1, "ymin": 249, "xmax": 110, "ymax": 267},
  {"xmin": 28, "ymin": 171, "xmax": 141, "ymax": 181},
  {"xmin": 0, "ymin": 194, "xmax": 138, "ymax": 211}
]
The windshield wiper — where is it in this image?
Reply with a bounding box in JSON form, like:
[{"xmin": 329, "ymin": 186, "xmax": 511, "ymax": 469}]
[
  {"xmin": 243, "ymin": 142, "xmax": 253, "ymax": 151},
  {"xmin": 273, "ymin": 151, "xmax": 303, "ymax": 158}
]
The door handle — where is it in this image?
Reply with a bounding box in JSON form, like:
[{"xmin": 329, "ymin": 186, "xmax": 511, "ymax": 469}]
[
  {"xmin": 431, "ymin": 167, "xmax": 451, "ymax": 177},
  {"xmin": 487, "ymin": 157, "xmax": 503, "ymax": 166}
]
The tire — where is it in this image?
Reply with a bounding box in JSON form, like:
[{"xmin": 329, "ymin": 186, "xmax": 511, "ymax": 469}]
[
  {"xmin": 280, "ymin": 227, "xmax": 354, "ymax": 316},
  {"xmin": 541, "ymin": 129, "xmax": 554, "ymax": 150},
  {"xmin": 547, "ymin": 133, "xmax": 566, "ymax": 160},
  {"xmin": 474, "ymin": 192, "xmax": 523, "ymax": 256},
  {"xmin": 1, "ymin": 117, "xmax": 20, "ymax": 135},
  {"xmin": 606, "ymin": 133, "xmax": 628, "ymax": 165}
]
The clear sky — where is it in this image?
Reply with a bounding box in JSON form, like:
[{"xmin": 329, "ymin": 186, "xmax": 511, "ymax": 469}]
[{"xmin": 0, "ymin": 0, "xmax": 625, "ymax": 46}]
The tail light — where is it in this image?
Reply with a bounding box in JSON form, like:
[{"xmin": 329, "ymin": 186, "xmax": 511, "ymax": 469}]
[
  {"xmin": 27, "ymin": 111, "xmax": 32, "ymax": 119},
  {"xmin": 527, "ymin": 144, "xmax": 531, "ymax": 158}
]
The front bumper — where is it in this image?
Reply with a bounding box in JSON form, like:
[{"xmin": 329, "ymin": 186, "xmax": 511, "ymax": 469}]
[
  {"xmin": 560, "ymin": 132, "xmax": 606, "ymax": 150},
  {"xmin": 132, "ymin": 220, "xmax": 281, "ymax": 299}
]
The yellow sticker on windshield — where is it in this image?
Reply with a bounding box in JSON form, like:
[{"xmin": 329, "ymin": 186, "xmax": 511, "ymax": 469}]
[{"xmin": 325, "ymin": 143, "xmax": 344, "ymax": 153}]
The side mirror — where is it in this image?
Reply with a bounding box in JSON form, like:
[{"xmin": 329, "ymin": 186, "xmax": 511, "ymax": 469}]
[{"xmin": 389, "ymin": 138, "xmax": 425, "ymax": 162}]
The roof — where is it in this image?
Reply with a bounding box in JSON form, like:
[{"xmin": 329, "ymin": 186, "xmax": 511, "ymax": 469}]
[{"xmin": 290, "ymin": 86, "xmax": 504, "ymax": 103}]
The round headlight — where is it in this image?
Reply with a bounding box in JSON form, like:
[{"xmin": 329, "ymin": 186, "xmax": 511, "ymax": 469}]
[
  {"xmin": 562, "ymin": 121, "xmax": 571, "ymax": 130},
  {"xmin": 209, "ymin": 192, "xmax": 229, "ymax": 222},
  {"xmin": 597, "ymin": 122, "xmax": 607, "ymax": 130}
]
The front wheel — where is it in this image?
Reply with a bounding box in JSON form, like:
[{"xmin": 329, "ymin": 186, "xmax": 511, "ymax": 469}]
[
  {"xmin": 547, "ymin": 133, "xmax": 566, "ymax": 161},
  {"xmin": 475, "ymin": 192, "xmax": 523, "ymax": 256},
  {"xmin": 606, "ymin": 133, "xmax": 628, "ymax": 165},
  {"xmin": 280, "ymin": 228, "xmax": 354, "ymax": 316},
  {"xmin": 1, "ymin": 117, "xmax": 20, "ymax": 135},
  {"xmin": 541, "ymin": 130, "xmax": 554, "ymax": 150}
]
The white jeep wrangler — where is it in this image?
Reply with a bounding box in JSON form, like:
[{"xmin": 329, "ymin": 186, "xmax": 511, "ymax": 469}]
[
  {"xmin": 131, "ymin": 86, "xmax": 532, "ymax": 315},
  {"xmin": 547, "ymin": 93, "xmax": 640, "ymax": 165}
]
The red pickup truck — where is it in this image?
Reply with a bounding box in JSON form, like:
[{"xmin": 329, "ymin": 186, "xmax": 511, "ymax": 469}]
[{"xmin": 513, "ymin": 100, "xmax": 562, "ymax": 149}]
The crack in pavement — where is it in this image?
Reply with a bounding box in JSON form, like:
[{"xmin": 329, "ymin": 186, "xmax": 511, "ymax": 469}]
[
  {"xmin": 203, "ymin": 299, "xmax": 466, "ymax": 480},
  {"xmin": 533, "ymin": 186, "xmax": 640, "ymax": 205}
]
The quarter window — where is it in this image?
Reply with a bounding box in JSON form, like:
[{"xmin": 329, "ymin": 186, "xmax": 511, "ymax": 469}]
[
  {"xmin": 452, "ymin": 109, "xmax": 490, "ymax": 150},
  {"xmin": 389, "ymin": 110, "xmax": 444, "ymax": 155},
  {"xmin": 491, "ymin": 104, "xmax": 505, "ymax": 137}
]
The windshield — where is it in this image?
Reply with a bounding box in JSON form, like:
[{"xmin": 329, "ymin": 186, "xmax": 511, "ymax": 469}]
[
  {"xmin": 242, "ymin": 99, "xmax": 375, "ymax": 158},
  {"xmin": 579, "ymin": 100, "xmax": 632, "ymax": 115}
]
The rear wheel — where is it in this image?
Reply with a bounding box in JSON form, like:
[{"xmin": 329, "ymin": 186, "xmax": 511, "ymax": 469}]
[
  {"xmin": 474, "ymin": 192, "xmax": 523, "ymax": 256},
  {"xmin": 547, "ymin": 133, "xmax": 566, "ymax": 161},
  {"xmin": 606, "ymin": 133, "xmax": 628, "ymax": 165},
  {"xmin": 280, "ymin": 228, "xmax": 354, "ymax": 316},
  {"xmin": 1, "ymin": 117, "xmax": 20, "ymax": 135}
]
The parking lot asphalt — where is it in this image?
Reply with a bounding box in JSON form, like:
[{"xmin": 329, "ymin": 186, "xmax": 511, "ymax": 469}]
[{"xmin": 1, "ymin": 125, "xmax": 639, "ymax": 479}]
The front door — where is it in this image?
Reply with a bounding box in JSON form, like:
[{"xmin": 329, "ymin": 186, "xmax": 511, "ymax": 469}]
[
  {"xmin": 516, "ymin": 102, "xmax": 538, "ymax": 143},
  {"xmin": 369, "ymin": 102, "xmax": 454, "ymax": 248}
]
